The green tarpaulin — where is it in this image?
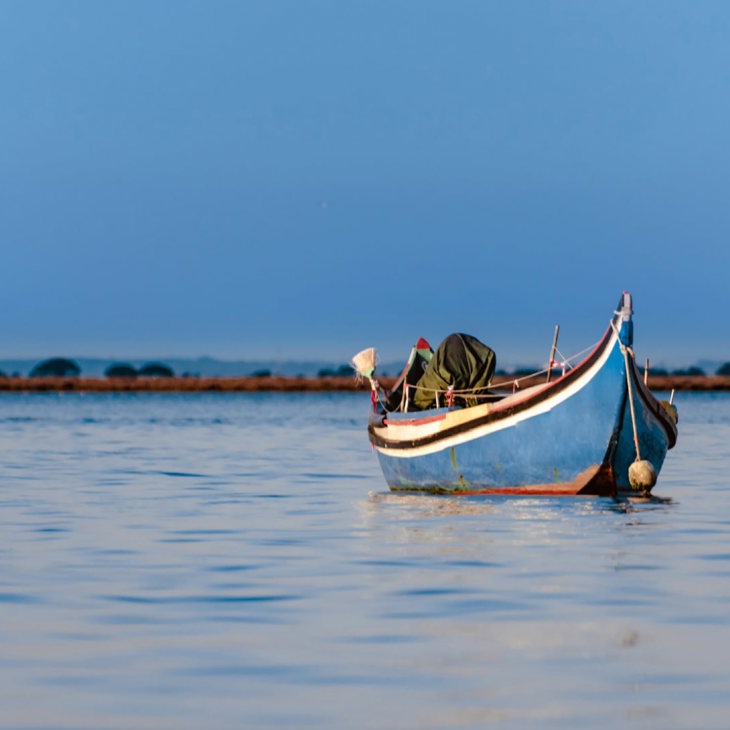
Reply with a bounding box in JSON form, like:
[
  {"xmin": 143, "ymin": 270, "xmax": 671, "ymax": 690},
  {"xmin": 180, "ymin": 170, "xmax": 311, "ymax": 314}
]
[{"xmin": 412, "ymin": 333, "xmax": 496, "ymax": 410}]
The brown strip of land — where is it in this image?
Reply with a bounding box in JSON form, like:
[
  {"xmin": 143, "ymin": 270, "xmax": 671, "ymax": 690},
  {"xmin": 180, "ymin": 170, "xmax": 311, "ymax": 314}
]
[{"xmin": 0, "ymin": 374, "xmax": 729, "ymax": 392}]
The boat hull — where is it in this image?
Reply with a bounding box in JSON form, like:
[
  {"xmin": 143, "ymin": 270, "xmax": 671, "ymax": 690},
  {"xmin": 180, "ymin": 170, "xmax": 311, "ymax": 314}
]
[{"xmin": 368, "ymin": 296, "xmax": 677, "ymax": 497}]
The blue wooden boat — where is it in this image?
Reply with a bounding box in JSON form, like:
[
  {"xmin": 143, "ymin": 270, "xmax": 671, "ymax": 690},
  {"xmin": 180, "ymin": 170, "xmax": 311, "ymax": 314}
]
[{"xmin": 357, "ymin": 292, "xmax": 678, "ymax": 497}]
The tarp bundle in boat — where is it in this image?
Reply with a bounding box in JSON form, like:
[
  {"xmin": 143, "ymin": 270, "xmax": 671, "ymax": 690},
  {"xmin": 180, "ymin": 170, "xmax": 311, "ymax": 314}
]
[
  {"xmin": 383, "ymin": 337, "xmax": 433, "ymax": 412},
  {"xmin": 412, "ymin": 333, "xmax": 496, "ymax": 410}
]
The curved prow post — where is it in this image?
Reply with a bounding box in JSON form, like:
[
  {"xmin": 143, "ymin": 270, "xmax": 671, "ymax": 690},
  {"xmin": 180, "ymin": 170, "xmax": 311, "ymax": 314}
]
[{"xmin": 617, "ymin": 291, "xmax": 634, "ymax": 347}]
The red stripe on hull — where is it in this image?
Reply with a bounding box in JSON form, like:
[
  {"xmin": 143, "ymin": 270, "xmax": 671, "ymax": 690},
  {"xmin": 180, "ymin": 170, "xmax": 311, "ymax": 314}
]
[
  {"xmin": 450, "ymin": 485, "xmax": 592, "ymax": 496},
  {"xmin": 388, "ymin": 465, "xmax": 624, "ymax": 498}
]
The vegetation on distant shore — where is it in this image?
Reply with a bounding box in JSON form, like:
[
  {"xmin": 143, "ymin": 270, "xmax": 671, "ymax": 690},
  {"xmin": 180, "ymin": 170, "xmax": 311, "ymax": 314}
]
[
  {"xmin": 1, "ymin": 357, "xmax": 729, "ymax": 392},
  {"xmin": 30, "ymin": 358, "xmax": 81, "ymax": 378},
  {"xmin": 105, "ymin": 364, "xmax": 138, "ymax": 378},
  {"xmin": 0, "ymin": 373, "xmax": 729, "ymax": 392}
]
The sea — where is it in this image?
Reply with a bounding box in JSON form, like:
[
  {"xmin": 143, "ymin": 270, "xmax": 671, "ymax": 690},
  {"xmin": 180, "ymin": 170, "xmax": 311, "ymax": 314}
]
[{"xmin": 0, "ymin": 391, "xmax": 728, "ymax": 730}]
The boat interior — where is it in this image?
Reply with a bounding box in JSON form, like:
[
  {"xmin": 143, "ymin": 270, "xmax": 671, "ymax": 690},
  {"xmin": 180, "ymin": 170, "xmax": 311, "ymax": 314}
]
[{"xmin": 381, "ymin": 338, "xmax": 549, "ymax": 415}]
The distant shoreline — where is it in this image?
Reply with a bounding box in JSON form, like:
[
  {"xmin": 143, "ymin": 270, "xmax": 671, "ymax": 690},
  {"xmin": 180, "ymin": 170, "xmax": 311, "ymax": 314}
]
[{"xmin": 0, "ymin": 374, "xmax": 728, "ymax": 392}]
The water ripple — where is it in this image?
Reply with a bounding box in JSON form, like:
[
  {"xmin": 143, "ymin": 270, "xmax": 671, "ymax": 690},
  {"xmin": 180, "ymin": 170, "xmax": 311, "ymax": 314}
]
[{"xmin": 0, "ymin": 391, "xmax": 726, "ymax": 730}]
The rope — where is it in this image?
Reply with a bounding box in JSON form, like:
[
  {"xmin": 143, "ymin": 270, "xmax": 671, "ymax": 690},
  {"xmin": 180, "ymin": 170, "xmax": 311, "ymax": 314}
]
[
  {"xmin": 396, "ymin": 338, "xmax": 602, "ymax": 404},
  {"xmin": 368, "ymin": 377, "xmax": 382, "ymax": 413},
  {"xmin": 623, "ymin": 346, "xmax": 642, "ymax": 461},
  {"xmin": 609, "ymin": 319, "xmax": 642, "ymax": 462}
]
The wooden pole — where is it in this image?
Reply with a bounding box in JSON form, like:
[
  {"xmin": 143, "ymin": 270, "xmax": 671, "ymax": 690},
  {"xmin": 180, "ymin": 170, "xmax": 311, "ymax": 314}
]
[{"xmin": 546, "ymin": 325, "xmax": 560, "ymax": 383}]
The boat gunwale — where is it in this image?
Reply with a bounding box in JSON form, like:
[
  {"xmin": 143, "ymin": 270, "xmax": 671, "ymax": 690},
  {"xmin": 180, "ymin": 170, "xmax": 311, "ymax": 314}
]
[{"xmin": 369, "ymin": 320, "xmax": 617, "ymax": 451}]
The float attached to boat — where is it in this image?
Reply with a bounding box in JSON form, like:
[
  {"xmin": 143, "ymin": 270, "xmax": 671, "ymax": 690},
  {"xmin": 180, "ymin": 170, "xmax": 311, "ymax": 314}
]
[{"xmin": 353, "ymin": 292, "xmax": 678, "ymax": 497}]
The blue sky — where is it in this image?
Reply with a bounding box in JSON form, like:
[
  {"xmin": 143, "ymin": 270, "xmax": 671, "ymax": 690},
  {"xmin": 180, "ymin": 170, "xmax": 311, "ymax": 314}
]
[{"xmin": 1, "ymin": 1, "xmax": 728, "ymax": 368}]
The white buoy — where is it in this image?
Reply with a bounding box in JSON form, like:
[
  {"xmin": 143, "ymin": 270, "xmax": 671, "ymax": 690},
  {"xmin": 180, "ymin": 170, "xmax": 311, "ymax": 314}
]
[
  {"xmin": 621, "ymin": 345, "xmax": 658, "ymax": 493},
  {"xmin": 629, "ymin": 460, "xmax": 657, "ymax": 491}
]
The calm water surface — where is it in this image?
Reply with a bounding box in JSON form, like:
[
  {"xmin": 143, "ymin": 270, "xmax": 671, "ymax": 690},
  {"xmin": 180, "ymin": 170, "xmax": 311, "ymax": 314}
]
[{"xmin": 1, "ymin": 391, "xmax": 729, "ymax": 729}]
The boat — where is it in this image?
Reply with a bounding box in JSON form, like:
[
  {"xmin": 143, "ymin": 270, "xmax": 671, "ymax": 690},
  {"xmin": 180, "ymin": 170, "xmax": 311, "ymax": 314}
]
[{"xmin": 352, "ymin": 292, "xmax": 678, "ymax": 497}]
